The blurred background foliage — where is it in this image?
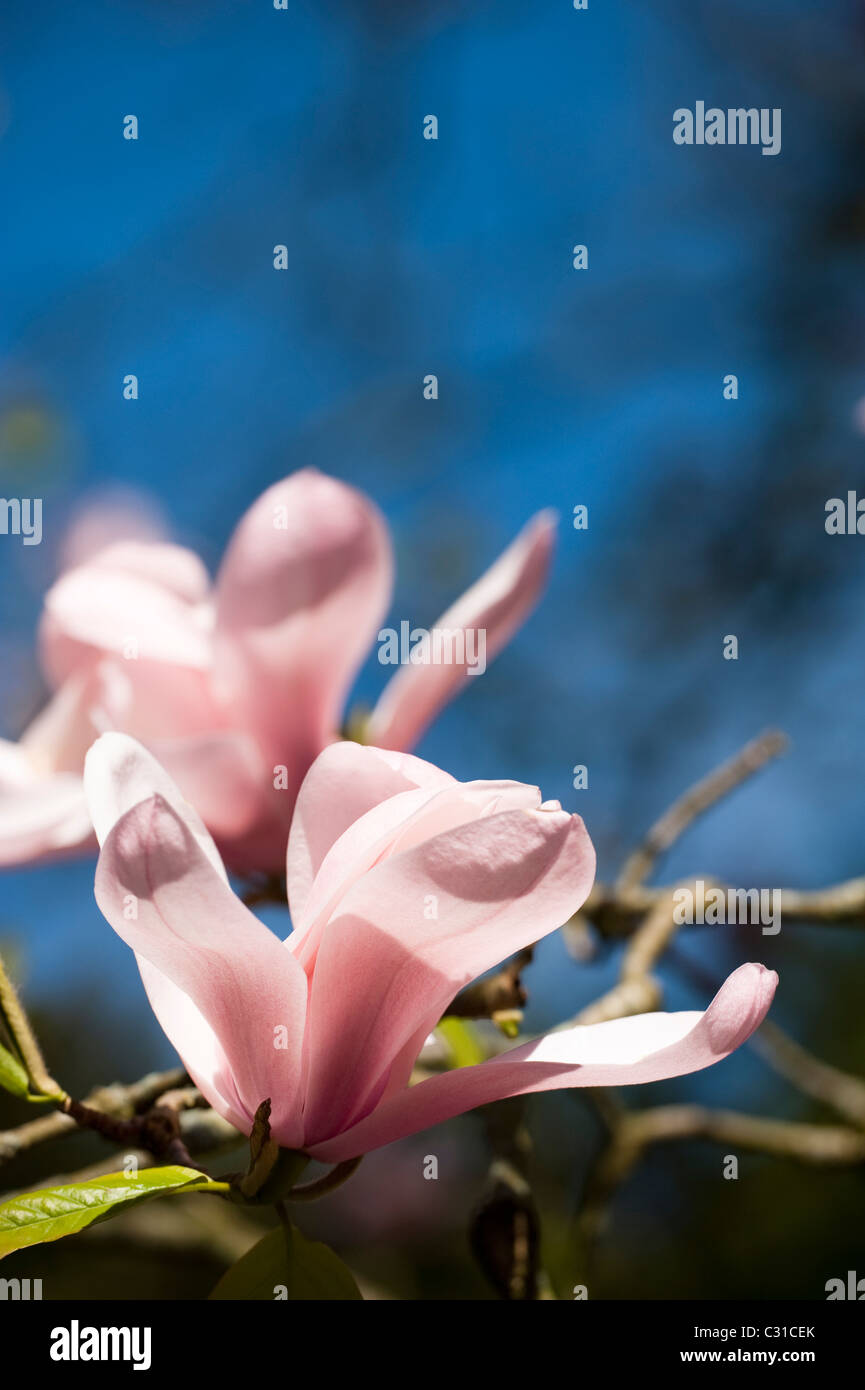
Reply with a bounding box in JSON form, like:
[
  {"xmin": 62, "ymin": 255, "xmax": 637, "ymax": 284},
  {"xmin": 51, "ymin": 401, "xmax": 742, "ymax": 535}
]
[{"xmin": 1, "ymin": 0, "xmax": 865, "ymax": 1297}]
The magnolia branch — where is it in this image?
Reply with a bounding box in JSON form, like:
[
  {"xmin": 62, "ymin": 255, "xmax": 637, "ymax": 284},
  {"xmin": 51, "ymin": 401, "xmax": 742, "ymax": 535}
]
[
  {"xmin": 564, "ymin": 891, "xmax": 681, "ymax": 1026},
  {"xmin": 563, "ymin": 728, "xmax": 865, "ymax": 1270},
  {"xmin": 582, "ymin": 729, "xmax": 865, "ymax": 934},
  {"xmin": 616, "ymin": 729, "xmax": 788, "ymax": 892},
  {"xmin": 0, "ymin": 1068, "xmax": 188, "ymax": 1166},
  {"xmin": 576, "ymin": 1098, "xmax": 865, "ymax": 1261},
  {"xmin": 582, "ymin": 874, "xmax": 865, "ymax": 937},
  {"xmin": 1, "ymin": 1108, "xmax": 243, "ymax": 1201}
]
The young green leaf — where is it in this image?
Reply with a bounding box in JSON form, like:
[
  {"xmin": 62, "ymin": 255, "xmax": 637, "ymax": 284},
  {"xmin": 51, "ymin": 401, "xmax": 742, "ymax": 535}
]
[
  {"xmin": 0, "ymin": 1165, "xmax": 224, "ymax": 1258},
  {"xmin": 210, "ymin": 1223, "xmax": 362, "ymax": 1301},
  {"xmin": 0, "ymin": 1040, "xmax": 30, "ymax": 1099}
]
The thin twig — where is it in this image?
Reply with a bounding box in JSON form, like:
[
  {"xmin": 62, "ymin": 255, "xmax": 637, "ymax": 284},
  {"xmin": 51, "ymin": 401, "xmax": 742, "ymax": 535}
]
[
  {"xmin": 580, "ymin": 872, "xmax": 865, "ymax": 938},
  {"xmin": 0, "ymin": 1068, "xmax": 187, "ymax": 1167},
  {"xmin": 749, "ymin": 1020, "xmax": 865, "ymax": 1129},
  {"xmin": 666, "ymin": 945, "xmax": 865, "ymax": 1129},
  {"xmin": 2, "ymin": 1109, "xmax": 242, "ymax": 1198},
  {"xmin": 62, "ymin": 1096, "xmax": 199, "ymax": 1169},
  {"xmin": 561, "ymin": 891, "xmax": 681, "ymax": 1028},
  {"xmin": 576, "ymin": 1102, "xmax": 865, "ymax": 1269},
  {"xmin": 616, "ymin": 729, "xmax": 788, "ymax": 893}
]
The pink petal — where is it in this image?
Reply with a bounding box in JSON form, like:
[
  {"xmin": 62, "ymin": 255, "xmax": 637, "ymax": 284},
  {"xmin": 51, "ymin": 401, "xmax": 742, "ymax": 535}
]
[
  {"xmin": 87, "ymin": 691, "xmax": 278, "ymax": 871},
  {"xmin": 89, "ymin": 658, "xmax": 226, "ymax": 742},
  {"xmin": 84, "ymin": 732, "xmax": 226, "ymax": 878},
  {"xmin": 136, "ymin": 956, "xmax": 252, "ymax": 1137},
  {"xmin": 291, "ymin": 776, "xmax": 544, "ymax": 971},
  {"xmin": 0, "ymin": 753, "xmax": 93, "ymax": 865},
  {"xmin": 94, "ymin": 793, "xmax": 308, "ymax": 1145},
  {"xmin": 213, "ymin": 470, "xmax": 393, "ymax": 805},
  {"xmin": 72, "ymin": 540, "xmax": 211, "ymax": 604},
  {"xmin": 146, "ymin": 730, "xmax": 269, "ymax": 845},
  {"xmin": 40, "ymin": 544, "xmax": 213, "ymax": 686},
  {"xmin": 85, "ymin": 734, "xmax": 240, "ymax": 1126},
  {"xmin": 59, "ymin": 491, "xmax": 169, "ymax": 571},
  {"xmin": 300, "ymin": 804, "xmax": 595, "ymax": 1145},
  {"xmin": 20, "ymin": 669, "xmax": 107, "ymax": 774},
  {"xmin": 307, "ymin": 963, "xmax": 778, "ymax": 1161},
  {"xmin": 367, "ymin": 510, "xmax": 556, "ymax": 751},
  {"xmin": 0, "ymin": 673, "xmax": 108, "ymax": 866},
  {"xmin": 286, "ymin": 740, "xmax": 455, "ymax": 927},
  {"xmin": 85, "ymin": 735, "xmax": 307, "ymax": 1144}
]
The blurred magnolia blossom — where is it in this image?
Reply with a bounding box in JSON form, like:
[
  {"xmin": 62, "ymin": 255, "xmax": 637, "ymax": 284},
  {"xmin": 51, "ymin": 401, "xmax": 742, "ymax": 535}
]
[
  {"xmin": 0, "ymin": 469, "xmax": 555, "ymax": 873},
  {"xmin": 83, "ymin": 733, "xmax": 778, "ymax": 1162},
  {"xmin": 57, "ymin": 485, "xmax": 169, "ymax": 571}
]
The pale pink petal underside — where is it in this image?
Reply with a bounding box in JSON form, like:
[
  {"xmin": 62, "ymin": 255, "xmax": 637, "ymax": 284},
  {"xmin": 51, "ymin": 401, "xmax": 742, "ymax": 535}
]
[
  {"xmin": 307, "ymin": 963, "xmax": 778, "ymax": 1161},
  {"xmin": 367, "ymin": 510, "xmax": 556, "ymax": 752}
]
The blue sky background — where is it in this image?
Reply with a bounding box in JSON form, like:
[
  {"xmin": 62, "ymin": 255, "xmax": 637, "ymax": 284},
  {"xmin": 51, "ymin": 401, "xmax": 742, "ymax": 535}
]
[{"xmin": 1, "ymin": 0, "xmax": 865, "ymax": 1296}]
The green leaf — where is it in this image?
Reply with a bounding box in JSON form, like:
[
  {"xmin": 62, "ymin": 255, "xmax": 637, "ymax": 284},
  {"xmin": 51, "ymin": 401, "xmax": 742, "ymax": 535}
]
[
  {"xmin": 0, "ymin": 1040, "xmax": 30, "ymax": 1099},
  {"xmin": 0, "ymin": 1165, "xmax": 224, "ymax": 1259},
  {"xmin": 210, "ymin": 1223, "xmax": 362, "ymax": 1301}
]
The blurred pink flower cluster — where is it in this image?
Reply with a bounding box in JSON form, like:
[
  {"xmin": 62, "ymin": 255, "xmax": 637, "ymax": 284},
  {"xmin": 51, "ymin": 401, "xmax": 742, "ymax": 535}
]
[{"xmin": 0, "ymin": 469, "xmax": 554, "ymax": 873}]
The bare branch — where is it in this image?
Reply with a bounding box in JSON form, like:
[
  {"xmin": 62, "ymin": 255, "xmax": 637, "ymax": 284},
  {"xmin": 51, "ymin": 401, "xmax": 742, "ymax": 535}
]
[
  {"xmin": 0, "ymin": 1068, "xmax": 187, "ymax": 1168},
  {"xmin": 562, "ymin": 891, "xmax": 681, "ymax": 1027},
  {"xmin": 616, "ymin": 729, "xmax": 788, "ymax": 893},
  {"xmin": 581, "ymin": 872, "xmax": 865, "ymax": 938},
  {"xmin": 576, "ymin": 1100, "xmax": 865, "ymax": 1266},
  {"xmin": 747, "ymin": 1019, "xmax": 865, "ymax": 1128}
]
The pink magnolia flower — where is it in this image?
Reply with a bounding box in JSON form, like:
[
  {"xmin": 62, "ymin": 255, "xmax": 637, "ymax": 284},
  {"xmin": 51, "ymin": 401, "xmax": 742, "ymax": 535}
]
[
  {"xmin": 84, "ymin": 733, "xmax": 778, "ymax": 1164},
  {"xmin": 0, "ymin": 470, "xmax": 556, "ymax": 873}
]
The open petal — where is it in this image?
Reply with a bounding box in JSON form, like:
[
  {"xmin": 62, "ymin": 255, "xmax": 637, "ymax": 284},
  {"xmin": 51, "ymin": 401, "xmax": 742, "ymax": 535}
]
[
  {"xmin": 40, "ymin": 543, "xmax": 213, "ymax": 686},
  {"xmin": 367, "ymin": 510, "xmax": 556, "ymax": 752},
  {"xmin": 19, "ymin": 669, "xmax": 108, "ymax": 775},
  {"xmin": 291, "ymin": 776, "xmax": 544, "ymax": 970},
  {"xmin": 306, "ymin": 963, "xmax": 778, "ymax": 1161},
  {"xmin": 0, "ymin": 756, "xmax": 93, "ymax": 865},
  {"xmin": 146, "ymin": 730, "xmax": 268, "ymax": 845},
  {"xmin": 59, "ymin": 493, "xmax": 169, "ymax": 570},
  {"xmin": 94, "ymin": 794, "xmax": 309, "ymax": 1145},
  {"xmin": 81, "ymin": 660, "xmax": 277, "ymax": 870},
  {"xmin": 213, "ymin": 471, "xmax": 393, "ymax": 805},
  {"xmin": 85, "ymin": 736, "xmax": 308, "ymax": 1144},
  {"xmin": 71, "ymin": 540, "xmax": 211, "ymax": 604},
  {"xmin": 84, "ymin": 731, "xmax": 227, "ymax": 878},
  {"xmin": 89, "ymin": 657, "xmax": 227, "ymax": 743},
  {"xmin": 286, "ymin": 740, "xmax": 454, "ymax": 925},
  {"xmin": 85, "ymin": 734, "xmax": 261, "ymax": 1131},
  {"xmin": 300, "ymin": 805, "xmax": 595, "ymax": 1144},
  {"xmin": 136, "ymin": 957, "xmax": 253, "ymax": 1137},
  {"xmin": 0, "ymin": 674, "xmax": 107, "ymax": 865}
]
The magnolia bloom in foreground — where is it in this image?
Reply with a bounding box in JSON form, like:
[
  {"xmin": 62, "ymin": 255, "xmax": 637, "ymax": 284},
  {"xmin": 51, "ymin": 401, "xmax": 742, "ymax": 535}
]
[
  {"xmin": 0, "ymin": 469, "xmax": 555, "ymax": 873},
  {"xmin": 84, "ymin": 733, "xmax": 778, "ymax": 1163}
]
